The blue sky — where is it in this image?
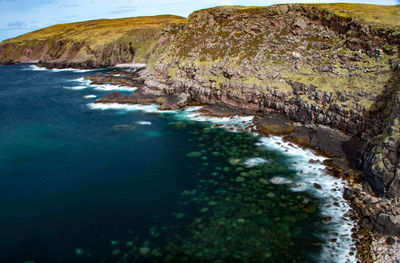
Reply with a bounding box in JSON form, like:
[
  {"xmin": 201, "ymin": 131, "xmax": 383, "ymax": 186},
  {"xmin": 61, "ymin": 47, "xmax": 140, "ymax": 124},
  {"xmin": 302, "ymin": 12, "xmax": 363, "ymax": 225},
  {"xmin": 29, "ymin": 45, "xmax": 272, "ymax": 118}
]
[{"xmin": 0, "ymin": 0, "xmax": 398, "ymax": 41}]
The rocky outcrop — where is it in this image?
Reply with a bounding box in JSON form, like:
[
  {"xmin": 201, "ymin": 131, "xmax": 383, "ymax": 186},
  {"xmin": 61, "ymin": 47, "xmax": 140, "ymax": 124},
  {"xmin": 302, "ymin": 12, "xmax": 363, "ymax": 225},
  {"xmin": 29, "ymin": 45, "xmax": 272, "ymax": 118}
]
[
  {"xmin": 140, "ymin": 4, "xmax": 399, "ymax": 199},
  {"xmin": 90, "ymin": 4, "xmax": 400, "ymax": 200},
  {"xmin": 362, "ymin": 61, "xmax": 400, "ymax": 198},
  {"xmin": 345, "ymin": 187, "xmax": 400, "ymax": 236},
  {"xmin": 256, "ymin": 114, "xmax": 365, "ymax": 172}
]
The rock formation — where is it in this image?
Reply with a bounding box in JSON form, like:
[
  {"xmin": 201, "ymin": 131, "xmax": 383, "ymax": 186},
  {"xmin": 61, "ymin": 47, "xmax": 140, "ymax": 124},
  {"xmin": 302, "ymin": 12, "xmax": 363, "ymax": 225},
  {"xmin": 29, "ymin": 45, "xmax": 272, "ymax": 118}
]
[{"xmin": 1, "ymin": 2, "xmax": 400, "ymax": 227}]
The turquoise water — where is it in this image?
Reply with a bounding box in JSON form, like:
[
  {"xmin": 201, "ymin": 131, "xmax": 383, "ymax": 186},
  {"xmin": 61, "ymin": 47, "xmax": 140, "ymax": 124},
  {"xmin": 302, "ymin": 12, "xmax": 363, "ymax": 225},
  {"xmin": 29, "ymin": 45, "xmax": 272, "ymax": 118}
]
[{"xmin": 0, "ymin": 64, "xmax": 354, "ymax": 262}]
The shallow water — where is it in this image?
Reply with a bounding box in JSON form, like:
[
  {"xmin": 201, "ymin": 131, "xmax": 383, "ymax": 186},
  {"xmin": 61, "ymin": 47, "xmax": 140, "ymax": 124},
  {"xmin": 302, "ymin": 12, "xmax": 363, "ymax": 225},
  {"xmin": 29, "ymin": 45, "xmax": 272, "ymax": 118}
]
[{"xmin": 0, "ymin": 64, "xmax": 355, "ymax": 263}]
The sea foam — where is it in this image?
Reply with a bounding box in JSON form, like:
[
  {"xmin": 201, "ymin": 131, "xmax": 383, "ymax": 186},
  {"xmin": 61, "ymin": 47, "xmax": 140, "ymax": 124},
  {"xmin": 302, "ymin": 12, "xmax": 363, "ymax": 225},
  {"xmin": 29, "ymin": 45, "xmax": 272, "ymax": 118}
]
[
  {"xmin": 88, "ymin": 103, "xmax": 161, "ymax": 113},
  {"xmin": 84, "ymin": 95, "xmax": 97, "ymax": 99},
  {"xmin": 244, "ymin": 157, "xmax": 269, "ymax": 167},
  {"xmin": 92, "ymin": 84, "xmax": 137, "ymax": 92},
  {"xmin": 136, "ymin": 121, "xmax": 152, "ymax": 125},
  {"xmin": 23, "ymin": 65, "xmax": 103, "ymax": 73},
  {"xmin": 86, "ymin": 101, "xmax": 356, "ymax": 263},
  {"xmin": 63, "ymin": 86, "xmax": 87, "ymax": 90},
  {"xmin": 257, "ymin": 136, "xmax": 356, "ymax": 263}
]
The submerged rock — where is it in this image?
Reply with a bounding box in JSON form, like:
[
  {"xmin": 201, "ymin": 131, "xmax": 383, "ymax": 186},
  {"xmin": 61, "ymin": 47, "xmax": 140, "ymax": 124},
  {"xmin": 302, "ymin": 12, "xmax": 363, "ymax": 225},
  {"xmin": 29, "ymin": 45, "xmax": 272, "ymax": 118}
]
[
  {"xmin": 74, "ymin": 248, "xmax": 84, "ymax": 256},
  {"xmin": 235, "ymin": 176, "xmax": 245, "ymax": 183},
  {"xmin": 139, "ymin": 247, "xmax": 151, "ymax": 255},
  {"xmin": 110, "ymin": 124, "xmax": 135, "ymax": 131},
  {"xmin": 186, "ymin": 151, "xmax": 202, "ymax": 158}
]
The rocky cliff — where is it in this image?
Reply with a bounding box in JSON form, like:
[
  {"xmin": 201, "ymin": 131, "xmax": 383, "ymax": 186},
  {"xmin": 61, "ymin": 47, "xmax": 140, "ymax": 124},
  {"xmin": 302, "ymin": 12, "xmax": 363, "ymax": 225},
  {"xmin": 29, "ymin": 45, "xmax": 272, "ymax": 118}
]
[
  {"xmin": 139, "ymin": 4, "xmax": 400, "ymax": 199},
  {"xmin": 0, "ymin": 15, "xmax": 185, "ymax": 68},
  {"xmin": 1, "ymin": 4, "xmax": 400, "ymax": 200}
]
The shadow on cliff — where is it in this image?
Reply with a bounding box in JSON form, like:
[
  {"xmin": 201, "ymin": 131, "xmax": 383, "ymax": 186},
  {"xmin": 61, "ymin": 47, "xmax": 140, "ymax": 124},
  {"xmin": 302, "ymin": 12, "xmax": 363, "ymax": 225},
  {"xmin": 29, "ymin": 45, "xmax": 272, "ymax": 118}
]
[{"xmin": 359, "ymin": 58, "xmax": 400, "ymax": 197}]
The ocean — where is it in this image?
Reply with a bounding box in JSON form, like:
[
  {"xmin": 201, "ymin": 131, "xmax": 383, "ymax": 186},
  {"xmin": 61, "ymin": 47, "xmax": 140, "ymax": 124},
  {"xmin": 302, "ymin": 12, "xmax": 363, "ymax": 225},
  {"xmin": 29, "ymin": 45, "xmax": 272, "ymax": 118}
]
[{"xmin": 0, "ymin": 64, "xmax": 356, "ymax": 263}]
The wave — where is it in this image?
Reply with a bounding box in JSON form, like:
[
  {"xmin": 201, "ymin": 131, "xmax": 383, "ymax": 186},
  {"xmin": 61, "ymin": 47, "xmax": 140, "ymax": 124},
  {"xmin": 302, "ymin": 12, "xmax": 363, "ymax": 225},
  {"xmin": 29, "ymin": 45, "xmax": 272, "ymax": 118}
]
[
  {"xmin": 92, "ymin": 84, "xmax": 137, "ymax": 92},
  {"xmin": 66, "ymin": 78, "xmax": 137, "ymax": 92},
  {"xmin": 63, "ymin": 86, "xmax": 87, "ymax": 90},
  {"xmin": 84, "ymin": 95, "xmax": 97, "ymax": 99},
  {"xmin": 87, "ymin": 102, "xmax": 356, "ymax": 263},
  {"xmin": 136, "ymin": 121, "xmax": 152, "ymax": 125},
  {"xmin": 244, "ymin": 157, "xmax": 269, "ymax": 167},
  {"xmin": 68, "ymin": 77, "xmax": 92, "ymax": 84},
  {"xmin": 257, "ymin": 136, "xmax": 356, "ymax": 263},
  {"xmin": 22, "ymin": 65, "xmax": 104, "ymax": 73},
  {"xmin": 87, "ymin": 103, "xmax": 163, "ymax": 113}
]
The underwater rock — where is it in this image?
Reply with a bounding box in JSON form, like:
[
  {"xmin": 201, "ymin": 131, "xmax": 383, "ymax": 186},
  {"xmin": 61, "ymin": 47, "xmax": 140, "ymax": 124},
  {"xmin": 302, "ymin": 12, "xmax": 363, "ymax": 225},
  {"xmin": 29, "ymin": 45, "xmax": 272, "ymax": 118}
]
[
  {"xmin": 126, "ymin": 241, "xmax": 133, "ymax": 247},
  {"xmin": 110, "ymin": 240, "xmax": 119, "ymax": 245},
  {"xmin": 139, "ymin": 247, "xmax": 151, "ymax": 255},
  {"xmin": 259, "ymin": 178, "xmax": 269, "ymax": 185},
  {"xmin": 112, "ymin": 249, "xmax": 121, "ymax": 255},
  {"xmin": 74, "ymin": 248, "xmax": 84, "ymax": 256},
  {"xmin": 237, "ymin": 218, "xmax": 246, "ymax": 224},
  {"xmin": 229, "ymin": 158, "xmax": 241, "ymax": 165},
  {"xmin": 235, "ymin": 176, "xmax": 245, "ymax": 183},
  {"xmin": 186, "ymin": 151, "xmax": 202, "ymax": 158},
  {"xmin": 110, "ymin": 124, "xmax": 135, "ymax": 131}
]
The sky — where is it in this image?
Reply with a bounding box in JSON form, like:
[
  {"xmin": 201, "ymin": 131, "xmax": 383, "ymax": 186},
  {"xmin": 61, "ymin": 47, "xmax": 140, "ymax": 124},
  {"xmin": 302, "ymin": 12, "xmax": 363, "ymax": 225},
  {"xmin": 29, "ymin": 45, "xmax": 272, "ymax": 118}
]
[{"xmin": 0, "ymin": 0, "xmax": 399, "ymax": 41}]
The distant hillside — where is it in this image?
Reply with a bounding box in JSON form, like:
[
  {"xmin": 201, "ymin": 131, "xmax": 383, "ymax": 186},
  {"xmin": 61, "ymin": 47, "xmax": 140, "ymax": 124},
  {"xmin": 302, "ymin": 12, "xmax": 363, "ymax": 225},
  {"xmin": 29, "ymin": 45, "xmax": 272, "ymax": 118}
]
[{"xmin": 0, "ymin": 15, "xmax": 186, "ymax": 67}]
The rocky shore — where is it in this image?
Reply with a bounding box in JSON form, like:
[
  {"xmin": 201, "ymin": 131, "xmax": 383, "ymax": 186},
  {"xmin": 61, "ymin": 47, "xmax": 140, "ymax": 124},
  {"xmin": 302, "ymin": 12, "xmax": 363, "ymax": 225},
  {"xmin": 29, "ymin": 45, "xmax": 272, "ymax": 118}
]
[
  {"xmin": 1, "ymin": 3, "xmax": 400, "ymax": 262},
  {"xmin": 90, "ymin": 65, "xmax": 399, "ymax": 261}
]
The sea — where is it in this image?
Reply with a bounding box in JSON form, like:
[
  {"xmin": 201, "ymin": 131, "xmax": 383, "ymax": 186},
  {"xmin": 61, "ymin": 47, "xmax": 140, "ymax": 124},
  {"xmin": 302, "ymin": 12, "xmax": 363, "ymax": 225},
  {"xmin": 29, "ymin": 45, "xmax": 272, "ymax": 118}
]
[{"xmin": 0, "ymin": 64, "xmax": 356, "ymax": 263}]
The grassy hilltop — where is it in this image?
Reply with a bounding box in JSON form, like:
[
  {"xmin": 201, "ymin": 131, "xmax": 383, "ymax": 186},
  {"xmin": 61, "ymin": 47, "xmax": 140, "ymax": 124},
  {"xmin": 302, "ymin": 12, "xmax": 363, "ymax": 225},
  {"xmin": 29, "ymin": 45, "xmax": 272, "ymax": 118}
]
[{"xmin": 0, "ymin": 15, "xmax": 186, "ymax": 67}]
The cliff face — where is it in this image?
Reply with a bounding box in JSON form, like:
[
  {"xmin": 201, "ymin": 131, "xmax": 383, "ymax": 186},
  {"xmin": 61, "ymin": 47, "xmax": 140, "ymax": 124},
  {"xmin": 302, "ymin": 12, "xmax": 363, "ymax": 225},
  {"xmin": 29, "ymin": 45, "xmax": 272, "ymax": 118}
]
[
  {"xmin": 1, "ymin": 4, "xmax": 400, "ymax": 198},
  {"xmin": 363, "ymin": 61, "xmax": 400, "ymax": 198},
  {"xmin": 141, "ymin": 4, "xmax": 400, "ymax": 197},
  {"xmin": 0, "ymin": 15, "xmax": 186, "ymax": 68}
]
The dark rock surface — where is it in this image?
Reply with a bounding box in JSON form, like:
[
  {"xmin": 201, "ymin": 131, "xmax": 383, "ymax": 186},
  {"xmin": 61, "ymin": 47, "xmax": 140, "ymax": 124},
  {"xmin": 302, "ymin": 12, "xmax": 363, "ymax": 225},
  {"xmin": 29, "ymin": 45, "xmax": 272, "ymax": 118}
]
[
  {"xmin": 255, "ymin": 114, "xmax": 365, "ymax": 172},
  {"xmin": 199, "ymin": 102, "xmax": 255, "ymax": 117},
  {"xmin": 344, "ymin": 187, "xmax": 400, "ymax": 237}
]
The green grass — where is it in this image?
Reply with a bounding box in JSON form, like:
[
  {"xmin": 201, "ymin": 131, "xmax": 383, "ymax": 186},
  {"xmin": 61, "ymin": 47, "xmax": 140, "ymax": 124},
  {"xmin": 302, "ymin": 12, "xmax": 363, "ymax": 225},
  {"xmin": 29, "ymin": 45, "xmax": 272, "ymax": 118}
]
[
  {"xmin": 314, "ymin": 3, "xmax": 400, "ymax": 28},
  {"xmin": 2, "ymin": 15, "xmax": 186, "ymax": 44},
  {"xmin": 0, "ymin": 15, "xmax": 186, "ymax": 64}
]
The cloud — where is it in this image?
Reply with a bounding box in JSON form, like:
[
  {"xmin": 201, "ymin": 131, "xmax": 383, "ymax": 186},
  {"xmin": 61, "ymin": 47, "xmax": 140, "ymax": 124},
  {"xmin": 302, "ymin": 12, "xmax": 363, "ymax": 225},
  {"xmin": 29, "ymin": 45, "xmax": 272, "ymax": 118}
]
[
  {"xmin": 7, "ymin": 21, "xmax": 26, "ymax": 27},
  {"xmin": 59, "ymin": 4, "xmax": 79, "ymax": 8},
  {"xmin": 108, "ymin": 6, "xmax": 137, "ymax": 15}
]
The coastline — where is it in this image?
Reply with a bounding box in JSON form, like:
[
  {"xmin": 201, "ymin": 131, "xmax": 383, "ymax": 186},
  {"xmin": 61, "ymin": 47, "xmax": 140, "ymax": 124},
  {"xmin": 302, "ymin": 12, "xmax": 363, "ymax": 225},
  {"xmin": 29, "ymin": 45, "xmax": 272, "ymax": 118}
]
[
  {"xmin": 1, "ymin": 3, "xmax": 399, "ymax": 261},
  {"xmin": 61, "ymin": 64, "xmax": 361, "ymax": 261},
  {"xmin": 15, "ymin": 61, "xmax": 400, "ymax": 262},
  {"xmin": 88, "ymin": 65, "xmax": 399, "ymax": 263}
]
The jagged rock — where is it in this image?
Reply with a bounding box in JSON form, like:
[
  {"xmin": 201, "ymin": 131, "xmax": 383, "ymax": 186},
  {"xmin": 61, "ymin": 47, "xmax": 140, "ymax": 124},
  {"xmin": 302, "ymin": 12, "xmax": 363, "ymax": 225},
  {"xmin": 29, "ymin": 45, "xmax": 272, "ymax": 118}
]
[{"xmin": 159, "ymin": 93, "xmax": 191, "ymax": 110}]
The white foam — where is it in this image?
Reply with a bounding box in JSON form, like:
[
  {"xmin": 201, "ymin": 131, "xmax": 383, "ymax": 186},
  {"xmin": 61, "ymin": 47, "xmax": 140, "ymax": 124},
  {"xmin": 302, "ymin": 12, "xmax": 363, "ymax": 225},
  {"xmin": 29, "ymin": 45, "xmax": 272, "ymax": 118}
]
[
  {"xmin": 270, "ymin": 176, "xmax": 293, "ymax": 185},
  {"xmin": 88, "ymin": 103, "xmax": 162, "ymax": 113},
  {"xmin": 136, "ymin": 121, "xmax": 152, "ymax": 125},
  {"xmin": 92, "ymin": 84, "xmax": 137, "ymax": 92},
  {"xmin": 84, "ymin": 95, "xmax": 97, "ymax": 99},
  {"xmin": 85, "ymin": 100, "xmax": 356, "ymax": 262},
  {"xmin": 69, "ymin": 77, "xmax": 92, "ymax": 85},
  {"xmin": 185, "ymin": 112, "xmax": 253, "ymax": 124},
  {"xmin": 22, "ymin": 65, "xmax": 102, "ymax": 73},
  {"xmin": 64, "ymin": 86, "xmax": 87, "ymax": 90},
  {"xmin": 244, "ymin": 157, "xmax": 269, "ymax": 167},
  {"xmin": 23, "ymin": 65, "xmax": 47, "ymax": 71},
  {"xmin": 257, "ymin": 136, "xmax": 356, "ymax": 263},
  {"xmin": 51, "ymin": 68, "xmax": 101, "ymax": 73}
]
